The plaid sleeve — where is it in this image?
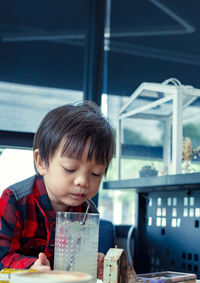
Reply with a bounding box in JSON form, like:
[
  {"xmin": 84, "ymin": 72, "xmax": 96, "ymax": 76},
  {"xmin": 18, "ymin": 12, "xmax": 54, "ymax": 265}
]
[{"xmin": 0, "ymin": 189, "xmax": 37, "ymax": 270}]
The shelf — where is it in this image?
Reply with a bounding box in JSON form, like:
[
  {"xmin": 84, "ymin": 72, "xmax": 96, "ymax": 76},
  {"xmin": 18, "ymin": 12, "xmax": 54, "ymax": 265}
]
[{"xmin": 103, "ymin": 173, "xmax": 200, "ymax": 193}]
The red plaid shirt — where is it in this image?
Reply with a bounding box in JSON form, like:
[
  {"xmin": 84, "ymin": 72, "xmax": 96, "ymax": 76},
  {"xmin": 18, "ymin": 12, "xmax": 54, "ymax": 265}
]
[{"xmin": 0, "ymin": 175, "xmax": 87, "ymax": 270}]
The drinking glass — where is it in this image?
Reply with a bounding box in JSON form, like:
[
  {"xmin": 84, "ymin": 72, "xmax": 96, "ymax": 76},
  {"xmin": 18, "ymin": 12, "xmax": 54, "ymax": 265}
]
[{"xmin": 54, "ymin": 212, "xmax": 99, "ymax": 282}]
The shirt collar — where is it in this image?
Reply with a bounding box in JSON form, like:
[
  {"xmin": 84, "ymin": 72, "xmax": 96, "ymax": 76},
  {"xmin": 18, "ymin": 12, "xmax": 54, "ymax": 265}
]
[{"xmin": 34, "ymin": 174, "xmax": 56, "ymax": 221}]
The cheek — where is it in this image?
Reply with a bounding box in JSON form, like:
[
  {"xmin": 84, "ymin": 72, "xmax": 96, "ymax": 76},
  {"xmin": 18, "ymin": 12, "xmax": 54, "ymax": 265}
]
[
  {"xmin": 90, "ymin": 178, "xmax": 102, "ymax": 193},
  {"xmin": 46, "ymin": 174, "xmax": 71, "ymax": 195}
]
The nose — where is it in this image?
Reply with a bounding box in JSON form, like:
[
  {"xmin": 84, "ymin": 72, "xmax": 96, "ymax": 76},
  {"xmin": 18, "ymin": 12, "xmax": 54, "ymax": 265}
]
[{"xmin": 74, "ymin": 173, "xmax": 89, "ymax": 188}]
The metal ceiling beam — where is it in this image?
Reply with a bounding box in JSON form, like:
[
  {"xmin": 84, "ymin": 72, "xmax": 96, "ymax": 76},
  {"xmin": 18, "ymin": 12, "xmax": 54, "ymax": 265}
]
[
  {"xmin": 0, "ymin": 130, "xmax": 34, "ymax": 148},
  {"xmin": 1, "ymin": 0, "xmax": 195, "ymax": 43},
  {"xmin": 110, "ymin": 41, "xmax": 200, "ymax": 66},
  {"xmin": 83, "ymin": 0, "xmax": 106, "ymax": 106}
]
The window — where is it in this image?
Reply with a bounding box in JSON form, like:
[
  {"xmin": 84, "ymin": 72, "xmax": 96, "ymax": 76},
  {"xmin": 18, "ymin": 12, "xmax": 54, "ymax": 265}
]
[{"xmin": 0, "ymin": 148, "xmax": 35, "ymax": 196}]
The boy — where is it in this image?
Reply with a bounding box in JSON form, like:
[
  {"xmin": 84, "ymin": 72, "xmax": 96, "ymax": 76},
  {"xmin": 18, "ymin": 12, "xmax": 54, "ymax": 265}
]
[{"xmin": 0, "ymin": 101, "xmax": 115, "ymax": 279}]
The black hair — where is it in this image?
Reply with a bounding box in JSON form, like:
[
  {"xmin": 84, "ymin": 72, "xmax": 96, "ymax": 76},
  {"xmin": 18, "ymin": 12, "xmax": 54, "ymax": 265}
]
[{"xmin": 33, "ymin": 101, "xmax": 115, "ymax": 174}]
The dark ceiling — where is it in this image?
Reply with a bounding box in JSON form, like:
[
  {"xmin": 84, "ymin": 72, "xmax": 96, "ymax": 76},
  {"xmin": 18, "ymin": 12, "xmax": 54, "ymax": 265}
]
[{"xmin": 0, "ymin": 0, "xmax": 200, "ymax": 97}]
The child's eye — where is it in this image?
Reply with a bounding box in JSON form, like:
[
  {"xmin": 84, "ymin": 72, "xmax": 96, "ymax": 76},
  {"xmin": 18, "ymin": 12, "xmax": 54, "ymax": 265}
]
[
  {"xmin": 92, "ymin": 172, "xmax": 101, "ymax": 177},
  {"xmin": 64, "ymin": 168, "xmax": 75, "ymax": 173}
]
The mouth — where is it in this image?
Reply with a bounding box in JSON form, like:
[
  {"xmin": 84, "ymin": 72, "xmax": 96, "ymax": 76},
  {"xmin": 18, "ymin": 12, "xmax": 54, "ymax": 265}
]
[{"xmin": 71, "ymin": 193, "xmax": 85, "ymax": 200}]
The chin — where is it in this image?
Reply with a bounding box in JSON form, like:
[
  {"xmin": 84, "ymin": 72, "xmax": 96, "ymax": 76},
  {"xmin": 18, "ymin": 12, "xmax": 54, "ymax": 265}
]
[{"xmin": 64, "ymin": 199, "xmax": 83, "ymax": 207}]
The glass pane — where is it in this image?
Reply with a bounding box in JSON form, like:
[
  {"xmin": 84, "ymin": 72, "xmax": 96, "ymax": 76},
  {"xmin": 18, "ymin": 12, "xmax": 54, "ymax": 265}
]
[
  {"xmin": 100, "ymin": 0, "xmax": 200, "ymax": 223},
  {"xmin": 99, "ymin": 156, "xmax": 137, "ymax": 225},
  {"xmin": 0, "ymin": 148, "xmax": 35, "ymax": 196},
  {"xmin": 99, "ymin": 185, "xmax": 136, "ymax": 226},
  {"xmin": 0, "ymin": 82, "xmax": 82, "ymax": 133},
  {"xmin": 183, "ymin": 105, "xmax": 200, "ymax": 173},
  {"xmin": 0, "ymin": 0, "xmax": 86, "ymax": 132}
]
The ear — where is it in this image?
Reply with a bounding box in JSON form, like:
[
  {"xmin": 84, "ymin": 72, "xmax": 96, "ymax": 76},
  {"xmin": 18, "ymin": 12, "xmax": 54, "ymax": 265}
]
[{"xmin": 34, "ymin": 149, "xmax": 46, "ymax": 176}]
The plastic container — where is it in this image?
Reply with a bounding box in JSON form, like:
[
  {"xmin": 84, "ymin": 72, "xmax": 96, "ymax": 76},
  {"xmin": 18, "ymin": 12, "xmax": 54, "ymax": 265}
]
[{"xmin": 137, "ymin": 271, "xmax": 197, "ymax": 283}]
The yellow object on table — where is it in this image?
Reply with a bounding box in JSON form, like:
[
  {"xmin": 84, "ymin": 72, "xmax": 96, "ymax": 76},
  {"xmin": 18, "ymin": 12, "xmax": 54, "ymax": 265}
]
[{"xmin": 0, "ymin": 268, "xmax": 37, "ymax": 283}]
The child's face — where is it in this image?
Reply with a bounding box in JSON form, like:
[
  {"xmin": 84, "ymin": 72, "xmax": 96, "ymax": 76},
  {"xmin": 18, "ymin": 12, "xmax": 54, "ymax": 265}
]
[{"xmin": 34, "ymin": 141, "xmax": 106, "ymax": 212}]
